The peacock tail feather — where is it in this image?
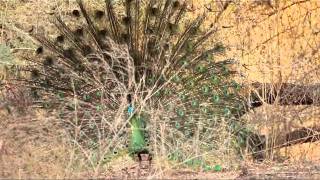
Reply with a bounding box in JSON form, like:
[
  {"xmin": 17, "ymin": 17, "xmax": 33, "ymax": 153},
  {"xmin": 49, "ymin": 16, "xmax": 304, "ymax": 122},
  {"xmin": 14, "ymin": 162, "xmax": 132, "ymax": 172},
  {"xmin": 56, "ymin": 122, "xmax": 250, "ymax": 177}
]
[{"xmin": 17, "ymin": 0, "xmax": 246, "ymax": 161}]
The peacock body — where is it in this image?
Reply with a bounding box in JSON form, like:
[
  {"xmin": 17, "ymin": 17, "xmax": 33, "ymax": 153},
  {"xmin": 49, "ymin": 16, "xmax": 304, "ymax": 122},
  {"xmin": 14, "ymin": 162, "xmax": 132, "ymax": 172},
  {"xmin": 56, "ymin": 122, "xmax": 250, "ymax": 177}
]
[{"xmin": 20, "ymin": 0, "xmax": 245, "ymax": 162}]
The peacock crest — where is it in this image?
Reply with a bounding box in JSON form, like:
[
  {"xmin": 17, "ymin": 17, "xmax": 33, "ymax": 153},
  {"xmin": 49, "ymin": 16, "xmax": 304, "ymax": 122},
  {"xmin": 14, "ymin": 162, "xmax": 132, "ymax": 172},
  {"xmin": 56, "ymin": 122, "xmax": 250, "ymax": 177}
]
[{"xmin": 19, "ymin": 0, "xmax": 245, "ymax": 162}]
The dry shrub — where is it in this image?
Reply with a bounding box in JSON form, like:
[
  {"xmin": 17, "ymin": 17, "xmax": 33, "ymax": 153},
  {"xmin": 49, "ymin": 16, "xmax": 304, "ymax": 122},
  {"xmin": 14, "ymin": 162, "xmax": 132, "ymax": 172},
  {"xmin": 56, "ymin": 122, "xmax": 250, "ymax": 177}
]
[{"xmin": 8, "ymin": 0, "xmax": 247, "ymax": 175}]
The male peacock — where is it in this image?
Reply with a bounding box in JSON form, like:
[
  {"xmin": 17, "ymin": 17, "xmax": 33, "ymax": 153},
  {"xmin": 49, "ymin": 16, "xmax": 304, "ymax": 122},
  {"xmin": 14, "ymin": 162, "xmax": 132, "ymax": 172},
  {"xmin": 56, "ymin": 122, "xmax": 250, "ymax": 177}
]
[{"xmin": 19, "ymin": 0, "xmax": 245, "ymax": 161}]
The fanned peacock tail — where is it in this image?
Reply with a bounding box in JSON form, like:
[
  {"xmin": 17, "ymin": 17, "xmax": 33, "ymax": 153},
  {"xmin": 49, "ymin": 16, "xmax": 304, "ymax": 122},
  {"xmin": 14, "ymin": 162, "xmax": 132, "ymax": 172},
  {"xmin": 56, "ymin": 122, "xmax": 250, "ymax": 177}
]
[{"xmin": 18, "ymin": 0, "xmax": 245, "ymax": 161}]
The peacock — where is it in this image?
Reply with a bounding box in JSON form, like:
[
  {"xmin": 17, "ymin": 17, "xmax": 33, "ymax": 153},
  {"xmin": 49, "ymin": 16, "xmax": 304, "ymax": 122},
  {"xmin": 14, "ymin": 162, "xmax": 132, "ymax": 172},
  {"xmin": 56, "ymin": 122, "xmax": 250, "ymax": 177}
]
[{"xmin": 18, "ymin": 0, "xmax": 245, "ymax": 162}]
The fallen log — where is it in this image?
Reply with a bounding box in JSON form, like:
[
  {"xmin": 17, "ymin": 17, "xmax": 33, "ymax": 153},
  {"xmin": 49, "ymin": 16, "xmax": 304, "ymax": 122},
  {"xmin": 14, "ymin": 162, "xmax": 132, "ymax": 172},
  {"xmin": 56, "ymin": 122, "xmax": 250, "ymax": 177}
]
[
  {"xmin": 247, "ymin": 126, "xmax": 320, "ymax": 161},
  {"xmin": 235, "ymin": 83, "xmax": 320, "ymax": 118},
  {"xmin": 249, "ymin": 82, "xmax": 320, "ymax": 107}
]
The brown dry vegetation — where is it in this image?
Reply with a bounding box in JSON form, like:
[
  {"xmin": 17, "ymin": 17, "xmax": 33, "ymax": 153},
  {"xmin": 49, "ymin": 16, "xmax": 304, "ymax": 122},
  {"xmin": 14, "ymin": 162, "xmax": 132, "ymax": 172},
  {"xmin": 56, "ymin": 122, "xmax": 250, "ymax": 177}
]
[{"xmin": 0, "ymin": 0, "xmax": 320, "ymax": 179}]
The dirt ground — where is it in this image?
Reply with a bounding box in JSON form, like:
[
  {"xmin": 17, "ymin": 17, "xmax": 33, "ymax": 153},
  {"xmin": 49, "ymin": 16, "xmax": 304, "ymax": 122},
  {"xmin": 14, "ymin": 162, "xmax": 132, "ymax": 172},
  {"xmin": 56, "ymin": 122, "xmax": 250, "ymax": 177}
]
[
  {"xmin": 0, "ymin": 111, "xmax": 319, "ymax": 179},
  {"xmin": 1, "ymin": 0, "xmax": 320, "ymax": 179},
  {"xmin": 107, "ymin": 163, "xmax": 320, "ymax": 179}
]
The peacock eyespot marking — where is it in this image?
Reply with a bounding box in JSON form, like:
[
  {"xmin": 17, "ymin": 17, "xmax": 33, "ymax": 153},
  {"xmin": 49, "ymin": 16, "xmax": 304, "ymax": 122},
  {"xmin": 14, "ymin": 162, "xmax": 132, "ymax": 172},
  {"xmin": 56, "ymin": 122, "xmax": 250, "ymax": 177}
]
[
  {"xmin": 164, "ymin": 89, "xmax": 172, "ymax": 95},
  {"xmin": 98, "ymin": 29, "xmax": 107, "ymax": 37},
  {"xmin": 176, "ymin": 109, "xmax": 185, "ymax": 117},
  {"xmin": 195, "ymin": 64, "xmax": 207, "ymax": 73},
  {"xmin": 204, "ymin": 52, "xmax": 213, "ymax": 61},
  {"xmin": 57, "ymin": 91, "xmax": 65, "ymax": 100},
  {"xmin": 213, "ymin": 43, "xmax": 225, "ymax": 53},
  {"xmin": 179, "ymin": 58, "xmax": 189, "ymax": 67},
  {"xmin": 35, "ymin": 46, "xmax": 44, "ymax": 54},
  {"xmin": 185, "ymin": 41, "xmax": 194, "ymax": 53},
  {"xmin": 184, "ymin": 129, "xmax": 193, "ymax": 138},
  {"xmin": 75, "ymin": 64, "xmax": 85, "ymax": 72},
  {"xmin": 147, "ymin": 38, "xmax": 156, "ymax": 49},
  {"xmin": 167, "ymin": 22, "xmax": 178, "ymax": 34},
  {"xmin": 95, "ymin": 91, "xmax": 102, "ymax": 98},
  {"xmin": 172, "ymin": 75, "xmax": 181, "ymax": 83},
  {"xmin": 223, "ymin": 87, "xmax": 230, "ymax": 97},
  {"xmin": 30, "ymin": 88, "xmax": 39, "ymax": 99},
  {"xmin": 94, "ymin": 10, "xmax": 105, "ymax": 19},
  {"xmin": 173, "ymin": 0, "xmax": 180, "ymax": 9},
  {"xmin": 154, "ymin": 90, "xmax": 161, "ymax": 97},
  {"xmin": 223, "ymin": 107, "xmax": 231, "ymax": 116},
  {"xmin": 122, "ymin": 16, "xmax": 131, "ymax": 25},
  {"xmin": 121, "ymin": 33, "xmax": 129, "ymax": 42},
  {"xmin": 31, "ymin": 69, "xmax": 40, "ymax": 79},
  {"xmin": 74, "ymin": 28, "xmax": 84, "ymax": 37},
  {"xmin": 211, "ymin": 75, "xmax": 220, "ymax": 85},
  {"xmin": 201, "ymin": 85, "xmax": 210, "ymax": 94},
  {"xmin": 212, "ymin": 94, "xmax": 220, "ymax": 103},
  {"xmin": 191, "ymin": 99, "xmax": 199, "ymax": 107},
  {"xmin": 82, "ymin": 45, "xmax": 92, "ymax": 56},
  {"xmin": 187, "ymin": 80, "xmax": 195, "ymax": 88},
  {"xmin": 175, "ymin": 121, "xmax": 181, "ymax": 129},
  {"xmin": 179, "ymin": 93, "xmax": 187, "ymax": 101},
  {"xmin": 201, "ymin": 107, "xmax": 209, "ymax": 114},
  {"xmin": 83, "ymin": 94, "xmax": 91, "ymax": 102},
  {"xmin": 43, "ymin": 56, "xmax": 54, "ymax": 66},
  {"xmin": 149, "ymin": 6, "xmax": 159, "ymax": 16},
  {"xmin": 63, "ymin": 48, "xmax": 74, "ymax": 59},
  {"xmin": 146, "ymin": 27, "xmax": 154, "ymax": 34},
  {"xmin": 147, "ymin": 76, "xmax": 156, "ymax": 85},
  {"xmin": 42, "ymin": 101, "xmax": 51, "ymax": 109},
  {"xmin": 223, "ymin": 66, "xmax": 229, "ymax": 75},
  {"xmin": 43, "ymin": 78, "xmax": 52, "ymax": 87},
  {"xmin": 190, "ymin": 26, "xmax": 198, "ymax": 35},
  {"xmin": 163, "ymin": 43, "xmax": 170, "ymax": 50},
  {"xmin": 56, "ymin": 35, "xmax": 64, "ymax": 43},
  {"xmin": 72, "ymin": 9, "xmax": 81, "ymax": 17},
  {"xmin": 232, "ymin": 80, "xmax": 241, "ymax": 91}
]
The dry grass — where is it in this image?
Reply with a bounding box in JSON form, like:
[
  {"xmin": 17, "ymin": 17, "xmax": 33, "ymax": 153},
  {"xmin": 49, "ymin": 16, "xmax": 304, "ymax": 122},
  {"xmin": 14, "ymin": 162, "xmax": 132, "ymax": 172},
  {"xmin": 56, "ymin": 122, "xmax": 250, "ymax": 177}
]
[
  {"xmin": 1, "ymin": 0, "xmax": 240, "ymax": 178},
  {"xmin": 0, "ymin": 0, "xmax": 320, "ymax": 179},
  {"xmin": 0, "ymin": 108, "xmax": 138, "ymax": 178},
  {"xmin": 0, "ymin": 111, "xmax": 73, "ymax": 178}
]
